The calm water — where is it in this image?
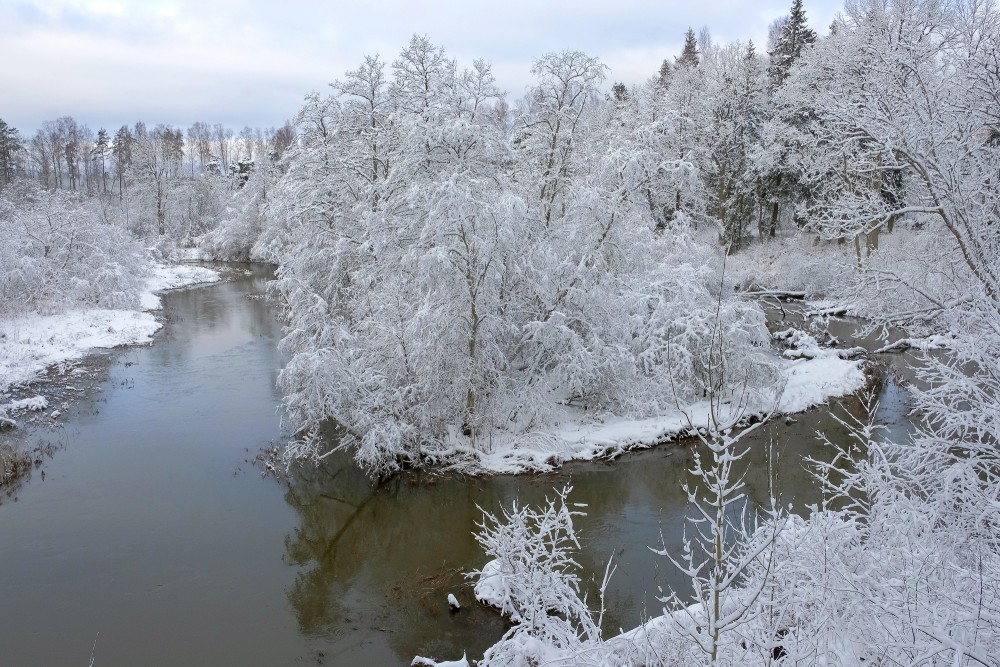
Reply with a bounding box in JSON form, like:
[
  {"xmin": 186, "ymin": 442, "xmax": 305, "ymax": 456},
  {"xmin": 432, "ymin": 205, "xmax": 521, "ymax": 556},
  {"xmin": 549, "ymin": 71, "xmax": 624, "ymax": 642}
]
[{"xmin": 0, "ymin": 269, "xmax": 914, "ymax": 665}]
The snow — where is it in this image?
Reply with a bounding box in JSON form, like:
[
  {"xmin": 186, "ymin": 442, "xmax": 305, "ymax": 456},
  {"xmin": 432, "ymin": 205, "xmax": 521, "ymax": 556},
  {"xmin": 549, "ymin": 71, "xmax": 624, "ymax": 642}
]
[
  {"xmin": 447, "ymin": 593, "xmax": 460, "ymax": 610},
  {"xmin": 411, "ymin": 654, "xmax": 469, "ymax": 667},
  {"xmin": 0, "ymin": 263, "xmax": 220, "ymax": 393},
  {"xmin": 778, "ymin": 356, "xmax": 865, "ymax": 412},
  {"xmin": 473, "ymin": 559, "xmax": 505, "ymax": 608},
  {"xmin": 140, "ymin": 263, "xmax": 221, "ymax": 310},
  {"xmin": 0, "ymin": 394, "xmax": 49, "ymax": 429},
  {"xmin": 448, "ymin": 355, "xmax": 866, "ymax": 475},
  {"xmin": 3, "ymin": 395, "xmax": 48, "ymax": 414}
]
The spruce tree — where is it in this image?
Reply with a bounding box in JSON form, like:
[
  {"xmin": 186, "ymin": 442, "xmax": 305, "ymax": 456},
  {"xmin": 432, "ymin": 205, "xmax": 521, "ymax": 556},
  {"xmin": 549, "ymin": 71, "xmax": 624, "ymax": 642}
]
[
  {"xmin": 0, "ymin": 119, "xmax": 23, "ymax": 187},
  {"xmin": 94, "ymin": 128, "xmax": 110, "ymax": 193},
  {"xmin": 768, "ymin": 0, "xmax": 817, "ymax": 87},
  {"xmin": 676, "ymin": 27, "xmax": 700, "ymax": 68},
  {"xmin": 657, "ymin": 59, "xmax": 672, "ymax": 89}
]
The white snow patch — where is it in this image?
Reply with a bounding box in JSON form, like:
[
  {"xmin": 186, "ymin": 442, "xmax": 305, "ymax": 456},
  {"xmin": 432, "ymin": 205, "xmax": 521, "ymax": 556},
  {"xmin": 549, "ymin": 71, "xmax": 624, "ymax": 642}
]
[
  {"xmin": 141, "ymin": 263, "xmax": 221, "ymax": 311},
  {"xmin": 474, "ymin": 559, "xmax": 506, "ymax": 608},
  {"xmin": 778, "ymin": 356, "xmax": 866, "ymax": 413},
  {"xmin": 0, "ymin": 263, "xmax": 221, "ymax": 392},
  {"xmin": 445, "ymin": 356, "xmax": 866, "ymax": 475},
  {"xmin": 3, "ymin": 395, "xmax": 48, "ymax": 414},
  {"xmin": 411, "ymin": 653, "xmax": 469, "ymax": 667},
  {"xmin": 0, "ymin": 309, "xmax": 161, "ymax": 393}
]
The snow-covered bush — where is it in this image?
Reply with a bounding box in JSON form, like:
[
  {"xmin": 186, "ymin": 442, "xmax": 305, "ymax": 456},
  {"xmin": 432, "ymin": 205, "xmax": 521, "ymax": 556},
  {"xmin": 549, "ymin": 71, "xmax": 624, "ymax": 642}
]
[
  {"xmin": 201, "ymin": 161, "xmax": 279, "ymax": 261},
  {"xmin": 472, "ymin": 486, "xmax": 609, "ymax": 666},
  {"xmin": 0, "ymin": 181, "xmax": 146, "ymax": 316}
]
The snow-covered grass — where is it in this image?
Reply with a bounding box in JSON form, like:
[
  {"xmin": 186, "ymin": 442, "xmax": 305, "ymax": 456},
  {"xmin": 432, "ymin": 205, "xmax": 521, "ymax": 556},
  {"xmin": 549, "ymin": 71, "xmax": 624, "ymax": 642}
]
[
  {"xmin": 0, "ymin": 263, "xmax": 220, "ymax": 394},
  {"xmin": 428, "ymin": 354, "xmax": 866, "ymax": 475}
]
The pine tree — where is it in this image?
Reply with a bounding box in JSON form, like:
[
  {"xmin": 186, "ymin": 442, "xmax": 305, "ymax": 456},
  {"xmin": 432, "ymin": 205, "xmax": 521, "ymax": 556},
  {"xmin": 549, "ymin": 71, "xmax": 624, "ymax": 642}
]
[
  {"xmin": 112, "ymin": 125, "xmax": 133, "ymax": 200},
  {"xmin": 612, "ymin": 81, "xmax": 629, "ymax": 102},
  {"xmin": 94, "ymin": 128, "xmax": 110, "ymax": 193},
  {"xmin": 0, "ymin": 119, "xmax": 24, "ymax": 187},
  {"xmin": 768, "ymin": 0, "xmax": 817, "ymax": 87},
  {"xmin": 656, "ymin": 59, "xmax": 672, "ymax": 89},
  {"xmin": 676, "ymin": 27, "xmax": 700, "ymax": 68}
]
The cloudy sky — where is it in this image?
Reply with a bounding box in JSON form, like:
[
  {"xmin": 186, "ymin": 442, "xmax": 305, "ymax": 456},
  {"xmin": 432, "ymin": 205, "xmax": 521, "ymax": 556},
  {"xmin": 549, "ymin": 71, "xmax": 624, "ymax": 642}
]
[{"xmin": 1, "ymin": 0, "xmax": 843, "ymax": 134}]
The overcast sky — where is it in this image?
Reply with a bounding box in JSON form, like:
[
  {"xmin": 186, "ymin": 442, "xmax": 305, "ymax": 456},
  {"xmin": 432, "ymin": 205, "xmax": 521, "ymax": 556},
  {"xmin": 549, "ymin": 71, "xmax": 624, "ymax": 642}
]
[{"xmin": 1, "ymin": 0, "xmax": 843, "ymax": 134}]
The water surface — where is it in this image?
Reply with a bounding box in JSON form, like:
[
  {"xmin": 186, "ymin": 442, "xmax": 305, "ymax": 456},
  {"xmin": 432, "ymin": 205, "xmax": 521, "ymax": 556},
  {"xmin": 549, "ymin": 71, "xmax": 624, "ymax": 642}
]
[{"xmin": 0, "ymin": 269, "xmax": 913, "ymax": 665}]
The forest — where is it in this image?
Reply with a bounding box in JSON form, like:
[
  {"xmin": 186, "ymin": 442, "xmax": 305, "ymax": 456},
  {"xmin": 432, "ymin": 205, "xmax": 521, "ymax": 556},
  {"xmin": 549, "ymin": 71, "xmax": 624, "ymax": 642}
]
[{"xmin": 1, "ymin": 0, "xmax": 998, "ymax": 663}]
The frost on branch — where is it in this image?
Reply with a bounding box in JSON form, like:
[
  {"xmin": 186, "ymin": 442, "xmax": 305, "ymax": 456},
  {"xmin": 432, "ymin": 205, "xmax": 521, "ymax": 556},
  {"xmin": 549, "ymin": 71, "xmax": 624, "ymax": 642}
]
[
  {"xmin": 270, "ymin": 39, "xmax": 780, "ymax": 475},
  {"xmin": 471, "ymin": 486, "xmax": 610, "ymax": 666}
]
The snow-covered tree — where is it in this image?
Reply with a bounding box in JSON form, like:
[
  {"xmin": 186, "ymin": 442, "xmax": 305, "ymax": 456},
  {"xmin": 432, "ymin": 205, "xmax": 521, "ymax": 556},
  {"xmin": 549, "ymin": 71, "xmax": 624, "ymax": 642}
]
[
  {"xmin": 767, "ymin": 0, "xmax": 818, "ymax": 88},
  {"xmin": 701, "ymin": 41, "xmax": 769, "ymax": 250},
  {"xmin": 472, "ymin": 486, "xmax": 608, "ymax": 665},
  {"xmin": 0, "ymin": 118, "xmax": 25, "ymax": 188},
  {"xmin": 0, "ymin": 180, "xmax": 145, "ymax": 315},
  {"xmin": 271, "ymin": 40, "xmax": 779, "ymax": 475}
]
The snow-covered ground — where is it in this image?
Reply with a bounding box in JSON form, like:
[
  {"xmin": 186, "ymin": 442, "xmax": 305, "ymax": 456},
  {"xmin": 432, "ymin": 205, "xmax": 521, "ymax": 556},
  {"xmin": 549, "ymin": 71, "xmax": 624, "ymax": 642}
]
[
  {"xmin": 440, "ymin": 355, "xmax": 866, "ymax": 475},
  {"xmin": 0, "ymin": 263, "xmax": 220, "ymax": 396}
]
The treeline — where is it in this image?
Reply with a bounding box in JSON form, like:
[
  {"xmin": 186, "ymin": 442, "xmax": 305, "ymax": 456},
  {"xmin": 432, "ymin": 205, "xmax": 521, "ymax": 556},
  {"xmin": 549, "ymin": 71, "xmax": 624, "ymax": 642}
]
[
  {"xmin": 0, "ymin": 117, "xmax": 295, "ymax": 194},
  {"xmin": 0, "ymin": 115, "xmax": 295, "ymax": 316}
]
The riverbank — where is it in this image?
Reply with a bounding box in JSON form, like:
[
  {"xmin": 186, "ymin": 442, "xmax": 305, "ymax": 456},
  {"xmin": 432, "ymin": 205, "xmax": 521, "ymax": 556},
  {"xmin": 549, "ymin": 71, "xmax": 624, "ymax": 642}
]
[
  {"xmin": 0, "ymin": 263, "xmax": 220, "ymax": 421},
  {"xmin": 394, "ymin": 353, "xmax": 866, "ymax": 476}
]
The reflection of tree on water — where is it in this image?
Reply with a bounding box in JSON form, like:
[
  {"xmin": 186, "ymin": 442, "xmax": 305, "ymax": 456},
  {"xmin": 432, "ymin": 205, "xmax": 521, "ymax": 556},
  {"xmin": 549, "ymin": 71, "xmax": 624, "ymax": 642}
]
[
  {"xmin": 278, "ymin": 393, "xmax": 880, "ymax": 660},
  {"xmin": 282, "ymin": 456, "xmax": 383, "ymax": 637}
]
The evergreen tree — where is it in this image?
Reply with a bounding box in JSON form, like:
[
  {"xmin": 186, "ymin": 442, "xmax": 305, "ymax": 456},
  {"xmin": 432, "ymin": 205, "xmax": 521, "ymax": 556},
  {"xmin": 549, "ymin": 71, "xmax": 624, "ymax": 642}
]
[
  {"xmin": 656, "ymin": 59, "xmax": 672, "ymax": 89},
  {"xmin": 112, "ymin": 125, "xmax": 133, "ymax": 200},
  {"xmin": 93, "ymin": 128, "xmax": 110, "ymax": 193},
  {"xmin": 0, "ymin": 119, "xmax": 24, "ymax": 187},
  {"xmin": 611, "ymin": 81, "xmax": 629, "ymax": 102},
  {"xmin": 676, "ymin": 27, "xmax": 700, "ymax": 68},
  {"xmin": 768, "ymin": 0, "xmax": 818, "ymax": 87}
]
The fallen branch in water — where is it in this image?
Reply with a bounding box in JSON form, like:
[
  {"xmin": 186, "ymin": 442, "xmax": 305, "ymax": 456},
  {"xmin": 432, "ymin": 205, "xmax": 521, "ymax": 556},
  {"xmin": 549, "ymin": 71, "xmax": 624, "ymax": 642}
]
[{"xmin": 740, "ymin": 289, "xmax": 807, "ymax": 300}]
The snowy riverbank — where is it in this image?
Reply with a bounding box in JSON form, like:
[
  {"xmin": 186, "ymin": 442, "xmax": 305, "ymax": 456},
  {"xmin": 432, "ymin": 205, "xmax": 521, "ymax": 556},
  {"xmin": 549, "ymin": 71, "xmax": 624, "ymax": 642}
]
[
  {"xmin": 0, "ymin": 263, "xmax": 220, "ymax": 399},
  {"xmin": 431, "ymin": 354, "xmax": 866, "ymax": 475}
]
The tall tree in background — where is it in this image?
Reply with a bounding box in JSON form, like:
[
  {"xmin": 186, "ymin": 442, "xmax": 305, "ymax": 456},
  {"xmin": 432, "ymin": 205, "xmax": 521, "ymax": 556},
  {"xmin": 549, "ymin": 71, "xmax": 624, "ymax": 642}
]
[
  {"xmin": 768, "ymin": 0, "xmax": 817, "ymax": 87},
  {"xmin": 93, "ymin": 128, "xmax": 110, "ymax": 194},
  {"xmin": 212, "ymin": 123, "xmax": 233, "ymax": 173},
  {"xmin": 705, "ymin": 41, "xmax": 768, "ymax": 251},
  {"xmin": 677, "ymin": 27, "xmax": 701, "ymax": 68},
  {"xmin": 0, "ymin": 119, "xmax": 24, "ymax": 187},
  {"xmin": 41, "ymin": 119, "xmax": 66, "ymax": 190},
  {"xmin": 112, "ymin": 125, "xmax": 133, "ymax": 202},
  {"xmin": 187, "ymin": 121, "xmax": 212, "ymax": 175},
  {"xmin": 656, "ymin": 58, "xmax": 672, "ymax": 91},
  {"xmin": 270, "ymin": 121, "xmax": 296, "ymax": 162},
  {"xmin": 753, "ymin": 0, "xmax": 819, "ymax": 238}
]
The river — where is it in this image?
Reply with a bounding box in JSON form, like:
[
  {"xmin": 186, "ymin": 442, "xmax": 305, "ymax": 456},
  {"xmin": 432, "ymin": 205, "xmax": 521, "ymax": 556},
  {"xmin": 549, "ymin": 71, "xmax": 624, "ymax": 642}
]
[{"xmin": 0, "ymin": 266, "xmax": 915, "ymax": 665}]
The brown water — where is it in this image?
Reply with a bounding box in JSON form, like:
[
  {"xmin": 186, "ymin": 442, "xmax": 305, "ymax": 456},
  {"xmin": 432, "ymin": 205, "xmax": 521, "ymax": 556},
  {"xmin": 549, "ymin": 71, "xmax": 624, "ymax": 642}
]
[{"xmin": 0, "ymin": 269, "xmax": 915, "ymax": 666}]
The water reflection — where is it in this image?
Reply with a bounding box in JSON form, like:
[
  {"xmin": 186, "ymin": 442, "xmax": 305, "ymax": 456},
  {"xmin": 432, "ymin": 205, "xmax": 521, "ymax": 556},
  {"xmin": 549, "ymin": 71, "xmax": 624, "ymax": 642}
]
[
  {"xmin": 0, "ymin": 266, "xmax": 918, "ymax": 666},
  {"xmin": 279, "ymin": 382, "xmax": 906, "ymax": 663}
]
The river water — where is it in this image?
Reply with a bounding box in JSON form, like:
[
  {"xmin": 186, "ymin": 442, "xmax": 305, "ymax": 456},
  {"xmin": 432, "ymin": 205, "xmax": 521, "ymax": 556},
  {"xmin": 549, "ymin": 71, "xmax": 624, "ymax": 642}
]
[{"xmin": 0, "ymin": 267, "xmax": 914, "ymax": 666}]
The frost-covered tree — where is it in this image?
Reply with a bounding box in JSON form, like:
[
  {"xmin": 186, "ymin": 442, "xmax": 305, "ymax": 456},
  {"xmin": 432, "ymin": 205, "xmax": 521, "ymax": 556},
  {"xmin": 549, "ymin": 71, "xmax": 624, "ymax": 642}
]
[
  {"xmin": 701, "ymin": 42, "xmax": 768, "ymax": 250},
  {"xmin": 0, "ymin": 181, "xmax": 145, "ymax": 315},
  {"xmin": 271, "ymin": 39, "xmax": 779, "ymax": 475},
  {"xmin": 112, "ymin": 125, "xmax": 133, "ymax": 202},
  {"xmin": 472, "ymin": 486, "xmax": 608, "ymax": 665},
  {"xmin": 93, "ymin": 128, "xmax": 110, "ymax": 194},
  {"xmin": 782, "ymin": 0, "xmax": 1000, "ymax": 299},
  {"xmin": 654, "ymin": 339, "xmax": 786, "ymax": 666},
  {"xmin": 678, "ymin": 27, "xmax": 701, "ymax": 68},
  {"xmin": 0, "ymin": 119, "xmax": 24, "ymax": 188},
  {"xmin": 767, "ymin": 0, "xmax": 817, "ymax": 87}
]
